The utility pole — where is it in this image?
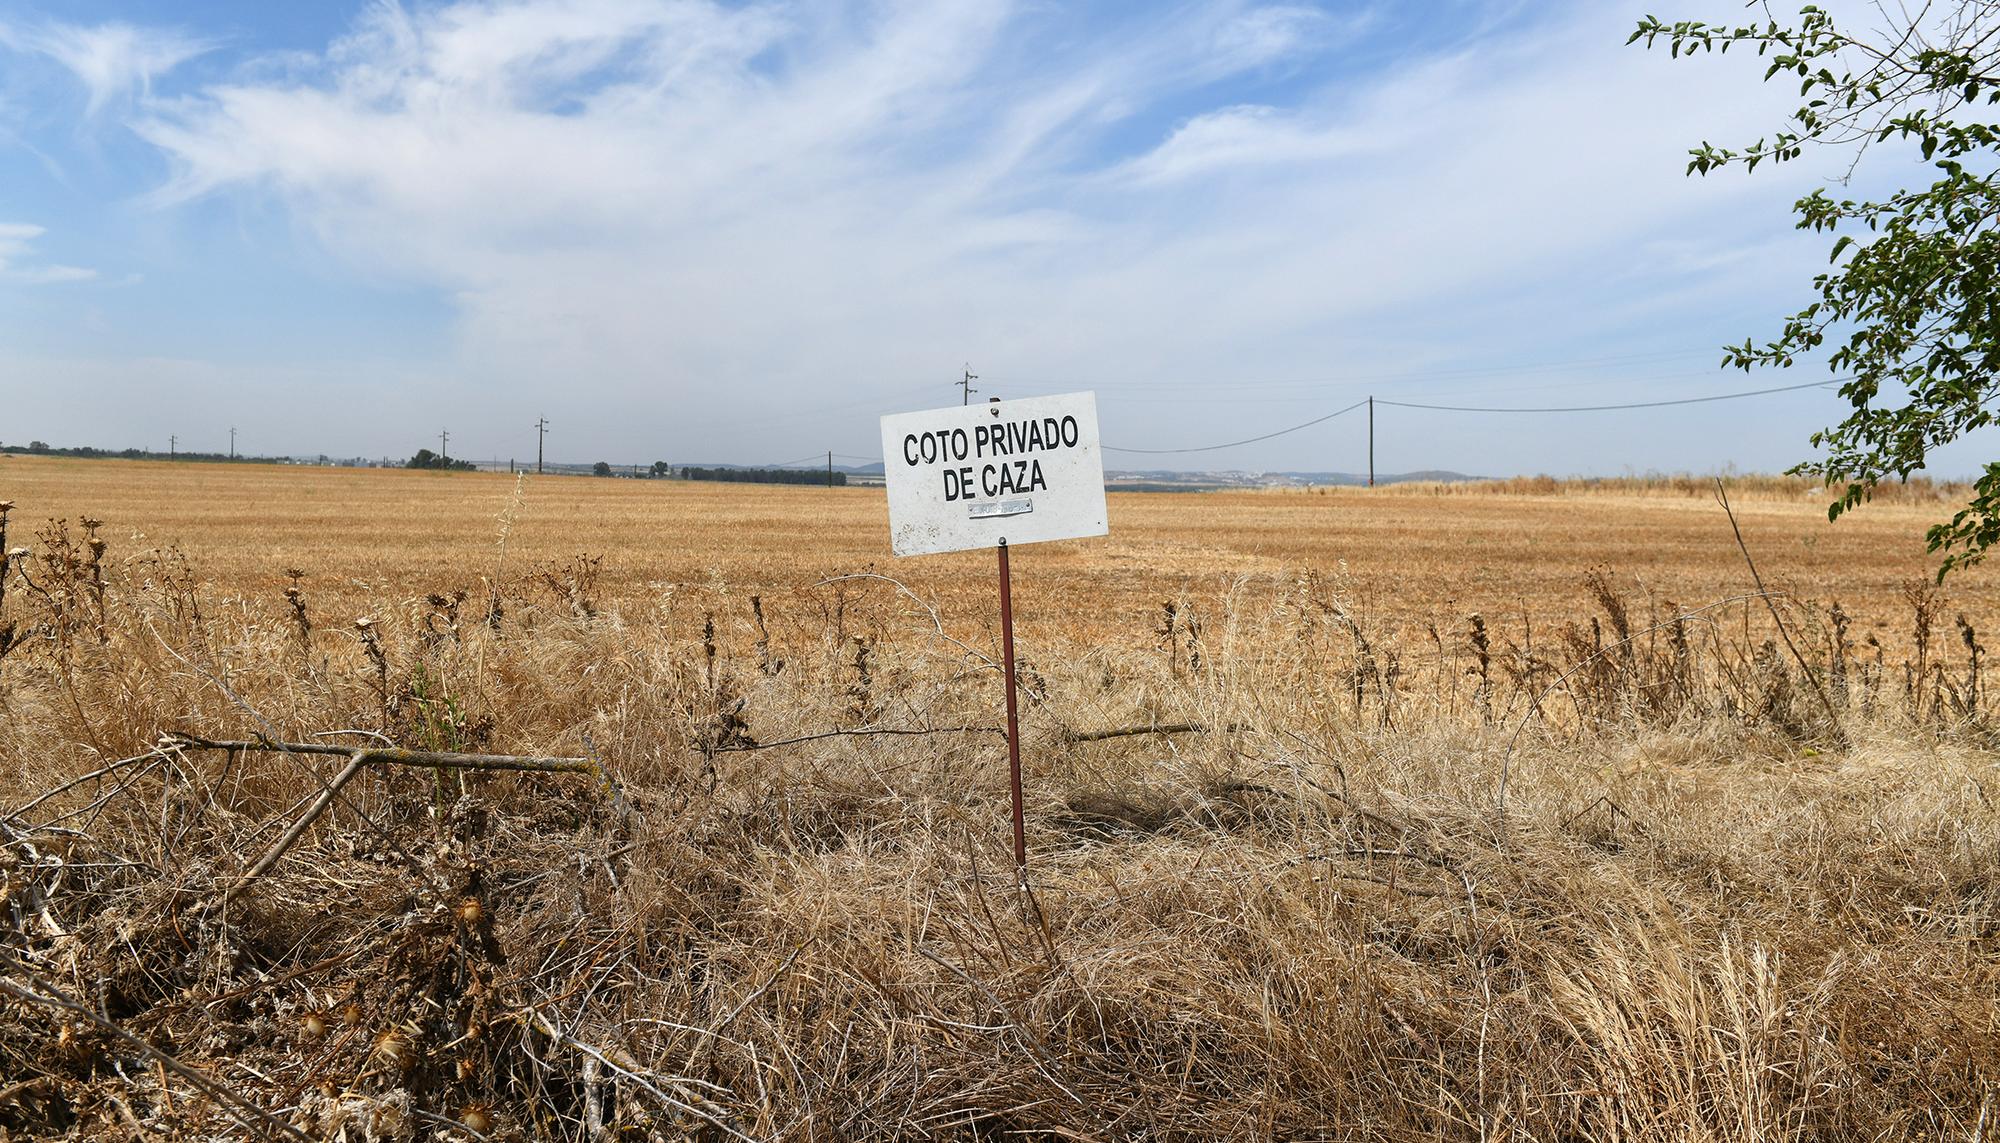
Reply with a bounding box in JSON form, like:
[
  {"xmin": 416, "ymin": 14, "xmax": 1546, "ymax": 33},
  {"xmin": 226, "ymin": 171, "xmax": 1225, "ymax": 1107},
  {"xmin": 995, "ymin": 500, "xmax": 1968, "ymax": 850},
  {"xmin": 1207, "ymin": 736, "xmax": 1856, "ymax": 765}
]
[
  {"xmin": 1367, "ymin": 396, "xmax": 1374, "ymax": 488},
  {"xmin": 440, "ymin": 428, "xmax": 450, "ymax": 464},
  {"xmin": 536, "ymin": 415, "xmax": 548, "ymax": 474},
  {"xmin": 229, "ymin": 427, "xmax": 237, "ymax": 460},
  {"xmin": 959, "ymin": 364, "xmax": 978, "ymax": 406},
  {"xmin": 169, "ymin": 434, "xmax": 176, "ymax": 460}
]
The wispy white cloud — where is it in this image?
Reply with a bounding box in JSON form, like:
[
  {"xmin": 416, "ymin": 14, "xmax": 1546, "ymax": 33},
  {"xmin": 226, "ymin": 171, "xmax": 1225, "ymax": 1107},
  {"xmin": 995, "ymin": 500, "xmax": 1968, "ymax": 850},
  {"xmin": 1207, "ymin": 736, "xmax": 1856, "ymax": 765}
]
[
  {"xmin": 0, "ymin": 222, "xmax": 94, "ymax": 283},
  {"xmin": 1203, "ymin": 4, "xmax": 1343, "ymax": 77},
  {"xmin": 1110, "ymin": 103, "xmax": 1378, "ymax": 184},
  {"xmin": 4, "ymin": 19, "xmax": 210, "ymax": 117},
  {"xmin": 7, "ymin": 1, "xmax": 1866, "ymax": 472}
]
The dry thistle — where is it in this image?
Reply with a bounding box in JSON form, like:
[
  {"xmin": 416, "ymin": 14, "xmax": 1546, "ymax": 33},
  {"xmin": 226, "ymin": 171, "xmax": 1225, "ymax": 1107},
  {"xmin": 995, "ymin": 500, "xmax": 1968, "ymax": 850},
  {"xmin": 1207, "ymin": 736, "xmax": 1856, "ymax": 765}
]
[
  {"xmin": 751, "ymin": 594, "xmax": 783, "ymax": 676},
  {"xmin": 1463, "ymin": 612, "xmax": 1493, "ymax": 721},
  {"xmin": 1959, "ymin": 613, "xmax": 1983, "ymax": 716},
  {"xmin": 356, "ymin": 617, "xmax": 390, "ymax": 720},
  {"xmin": 457, "ymin": 1103, "xmax": 494, "ymax": 1134},
  {"xmin": 0, "ymin": 500, "xmax": 12, "ymax": 598},
  {"xmin": 421, "ymin": 589, "xmax": 466, "ymax": 648},
  {"xmin": 371, "ymin": 1027, "xmax": 416, "ymax": 1071},
  {"xmin": 1829, "ymin": 602, "xmax": 1851, "ymax": 686},
  {"xmin": 1157, "ymin": 600, "xmax": 1180, "ymax": 678},
  {"xmin": 283, "ymin": 568, "xmax": 311, "ymax": 655},
  {"xmin": 0, "ymin": 476, "xmax": 16, "ymax": 617},
  {"xmin": 702, "ymin": 612, "xmax": 717, "ymax": 686},
  {"xmin": 1184, "ymin": 604, "xmax": 1204, "ymax": 675},
  {"xmin": 79, "ymin": 517, "xmax": 108, "ymax": 645},
  {"xmin": 844, "ymin": 634, "xmax": 875, "ymax": 724}
]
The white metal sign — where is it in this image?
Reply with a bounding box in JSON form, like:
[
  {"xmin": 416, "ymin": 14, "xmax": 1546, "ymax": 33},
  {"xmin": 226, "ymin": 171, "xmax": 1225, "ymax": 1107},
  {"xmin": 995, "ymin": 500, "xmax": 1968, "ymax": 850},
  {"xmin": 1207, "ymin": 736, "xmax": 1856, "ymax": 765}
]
[{"xmin": 880, "ymin": 391, "xmax": 1108, "ymax": 557}]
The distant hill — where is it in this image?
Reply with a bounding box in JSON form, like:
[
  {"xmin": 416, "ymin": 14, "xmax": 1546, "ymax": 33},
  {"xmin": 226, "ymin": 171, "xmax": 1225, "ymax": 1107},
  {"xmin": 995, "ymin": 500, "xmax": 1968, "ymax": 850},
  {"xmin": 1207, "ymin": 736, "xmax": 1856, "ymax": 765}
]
[
  {"xmin": 1101, "ymin": 469, "xmax": 1484, "ymax": 489},
  {"xmin": 680, "ymin": 460, "xmax": 885, "ymax": 476},
  {"xmin": 1269, "ymin": 470, "xmax": 1484, "ymax": 486}
]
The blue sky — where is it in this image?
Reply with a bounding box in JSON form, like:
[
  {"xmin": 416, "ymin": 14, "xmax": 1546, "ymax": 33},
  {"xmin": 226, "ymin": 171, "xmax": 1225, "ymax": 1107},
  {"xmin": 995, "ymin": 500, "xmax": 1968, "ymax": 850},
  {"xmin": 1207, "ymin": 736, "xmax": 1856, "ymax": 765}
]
[{"xmin": 2, "ymin": 0, "xmax": 1988, "ymax": 476}]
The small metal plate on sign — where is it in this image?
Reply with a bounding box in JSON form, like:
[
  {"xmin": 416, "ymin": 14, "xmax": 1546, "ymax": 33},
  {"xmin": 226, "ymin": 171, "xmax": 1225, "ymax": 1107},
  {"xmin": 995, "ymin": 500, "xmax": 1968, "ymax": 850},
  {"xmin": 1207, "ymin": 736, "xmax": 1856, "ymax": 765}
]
[{"xmin": 968, "ymin": 498, "xmax": 1033, "ymax": 519}]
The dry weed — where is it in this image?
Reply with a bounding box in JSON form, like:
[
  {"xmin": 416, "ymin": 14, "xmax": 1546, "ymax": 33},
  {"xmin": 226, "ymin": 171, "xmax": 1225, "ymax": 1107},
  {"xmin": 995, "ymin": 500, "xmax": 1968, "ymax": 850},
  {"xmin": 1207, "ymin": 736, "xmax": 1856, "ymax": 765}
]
[{"xmin": 0, "ymin": 464, "xmax": 1995, "ymax": 1140}]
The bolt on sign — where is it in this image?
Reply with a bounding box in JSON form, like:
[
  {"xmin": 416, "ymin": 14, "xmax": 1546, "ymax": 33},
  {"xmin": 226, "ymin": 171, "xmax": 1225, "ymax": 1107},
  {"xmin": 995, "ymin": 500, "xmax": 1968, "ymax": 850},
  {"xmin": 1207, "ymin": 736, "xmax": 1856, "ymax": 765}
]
[
  {"xmin": 880, "ymin": 391, "xmax": 1109, "ymax": 876},
  {"xmin": 880, "ymin": 392, "xmax": 1108, "ymax": 557}
]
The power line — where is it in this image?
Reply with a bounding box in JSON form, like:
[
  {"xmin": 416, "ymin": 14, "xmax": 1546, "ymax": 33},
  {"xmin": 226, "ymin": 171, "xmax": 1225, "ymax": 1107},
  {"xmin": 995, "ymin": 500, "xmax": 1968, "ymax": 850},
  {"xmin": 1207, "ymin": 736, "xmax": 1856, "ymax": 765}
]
[
  {"xmin": 713, "ymin": 374, "xmax": 1848, "ymax": 467},
  {"xmin": 1376, "ymin": 376, "xmax": 1842, "ymax": 413},
  {"xmin": 1101, "ymin": 377, "xmax": 1844, "ymax": 456},
  {"xmin": 755, "ymin": 452, "xmax": 832, "ymax": 470},
  {"xmin": 1102, "ymin": 399, "xmax": 1370, "ymax": 455}
]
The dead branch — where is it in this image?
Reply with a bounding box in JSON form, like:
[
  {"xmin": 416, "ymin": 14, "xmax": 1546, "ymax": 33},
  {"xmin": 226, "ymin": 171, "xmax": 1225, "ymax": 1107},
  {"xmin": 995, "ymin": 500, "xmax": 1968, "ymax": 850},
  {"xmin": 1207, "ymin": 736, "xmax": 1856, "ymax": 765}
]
[
  {"xmin": 230, "ymin": 750, "xmax": 368, "ymax": 896},
  {"xmin": 713, "ymin": 725, "xmax": 1002, "ymax": 752},
  {"xmin": 165, "ymin": 733, "xmax": 599, "ymax": 775},
  {"xmin": 1066, "ymin": 721, "xmax": 1252, "ymax": 742},
  {"xmin": 142, "ymin": 647, "xmax": 460, "ymax": 894},
  {"xmin": 161, "ymin": 733, "xmax": 601, "ymax": 897}
]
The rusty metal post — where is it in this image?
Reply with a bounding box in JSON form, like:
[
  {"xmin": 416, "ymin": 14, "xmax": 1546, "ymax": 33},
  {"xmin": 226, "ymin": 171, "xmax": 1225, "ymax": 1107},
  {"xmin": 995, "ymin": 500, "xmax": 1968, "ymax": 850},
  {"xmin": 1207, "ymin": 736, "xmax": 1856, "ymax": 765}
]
[{"xmin": 997, "ymin": 538, "xmax": 1026, "ymax": 873}]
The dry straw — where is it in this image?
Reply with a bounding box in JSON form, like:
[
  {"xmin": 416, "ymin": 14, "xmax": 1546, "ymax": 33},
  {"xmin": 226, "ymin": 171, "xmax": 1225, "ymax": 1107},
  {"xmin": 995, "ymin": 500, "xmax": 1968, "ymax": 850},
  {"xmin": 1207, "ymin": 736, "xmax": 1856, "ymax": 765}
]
[{"xmin": 0, "ymin": 478, "xmax": 1995, "ymax": 1140}]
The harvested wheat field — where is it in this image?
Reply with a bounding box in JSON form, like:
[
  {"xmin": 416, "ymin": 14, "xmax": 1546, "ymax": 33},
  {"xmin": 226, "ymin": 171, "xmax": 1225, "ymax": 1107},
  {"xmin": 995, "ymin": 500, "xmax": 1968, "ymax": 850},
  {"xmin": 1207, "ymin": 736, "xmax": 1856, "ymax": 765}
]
[{"xmin": 3, "ymin": 454, "xmax": 1998, "ymax": 1141}]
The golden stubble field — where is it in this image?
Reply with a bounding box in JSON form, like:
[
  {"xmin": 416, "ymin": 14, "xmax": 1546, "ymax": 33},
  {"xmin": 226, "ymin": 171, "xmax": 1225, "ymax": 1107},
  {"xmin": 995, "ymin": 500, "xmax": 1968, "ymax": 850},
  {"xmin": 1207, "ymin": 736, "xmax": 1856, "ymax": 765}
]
[
  {"xmin": 0, "ymin": 454, "xmax": 1983, "ymax": 651},
  {"xmin": 5, "ymin": 454, "xmax": 1999, "ymax": 1141}
]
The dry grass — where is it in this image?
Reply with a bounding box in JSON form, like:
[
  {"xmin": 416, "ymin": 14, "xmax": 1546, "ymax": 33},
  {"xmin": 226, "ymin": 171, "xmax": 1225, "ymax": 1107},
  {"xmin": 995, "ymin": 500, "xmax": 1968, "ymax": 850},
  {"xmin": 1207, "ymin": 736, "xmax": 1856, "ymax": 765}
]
[{"xmin": 1, "ymin": 456, "xmax": 1997, "ymax": 1141}]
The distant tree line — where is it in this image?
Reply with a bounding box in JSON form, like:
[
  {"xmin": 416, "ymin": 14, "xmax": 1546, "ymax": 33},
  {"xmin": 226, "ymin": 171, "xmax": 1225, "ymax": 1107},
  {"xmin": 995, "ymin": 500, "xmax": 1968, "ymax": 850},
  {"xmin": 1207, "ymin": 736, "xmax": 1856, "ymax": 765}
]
[
  {"xmin": 4, "ymin": 441, "xmax": 846, "ymax": 486},
  {"xmin": 406, "ymin": 448, "xmax": 476, "ymax": 471},
  {"xmin": 679, "ymin": 466, "xmax": 844, "ymax": 486},
  {"xmin": 1, "ymin": 441, "xmax": 245, "ymax": 462}
]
